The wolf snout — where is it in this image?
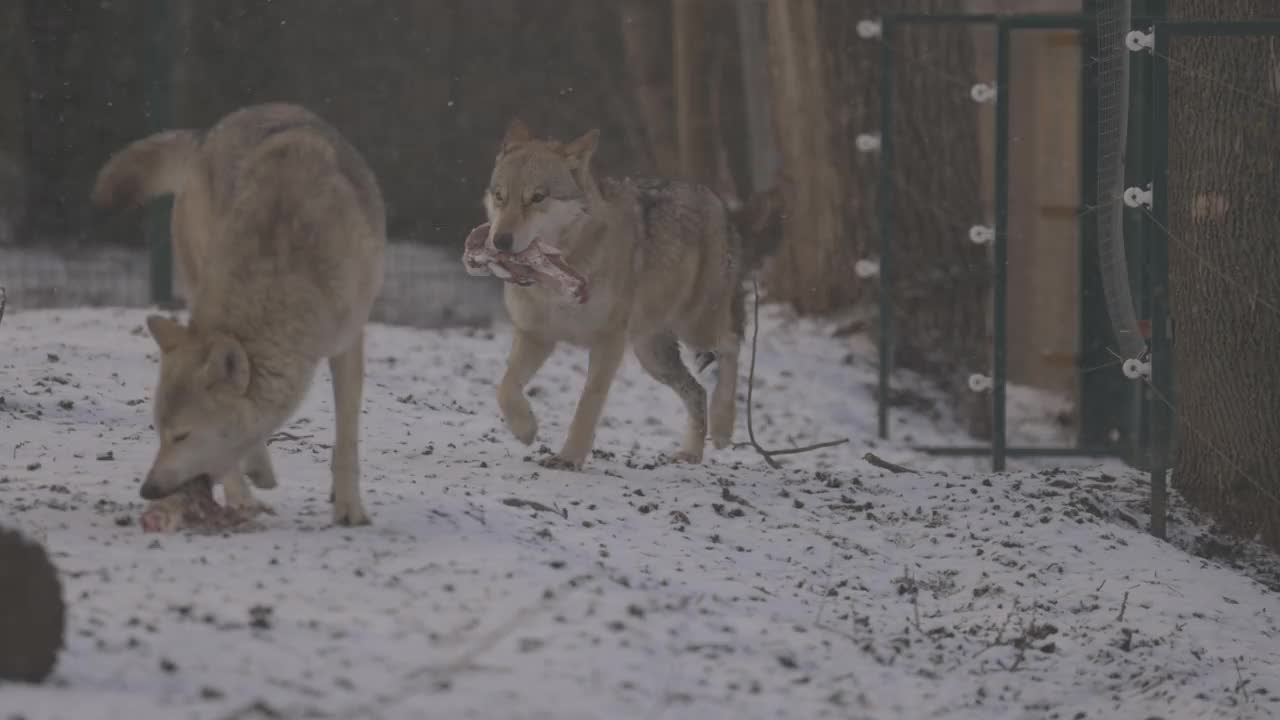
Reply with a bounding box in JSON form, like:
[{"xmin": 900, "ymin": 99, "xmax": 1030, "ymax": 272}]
[
  {"xmin": 493, "ymin": 233, "xmax": 514, "ymax": 253},
  {"xmin": 140, "ymin": 469, "xmax": 207, "ymax": 500},
  {"xmin": 139, "ymin": 473, "xmax": 175, "ymax": 500}
]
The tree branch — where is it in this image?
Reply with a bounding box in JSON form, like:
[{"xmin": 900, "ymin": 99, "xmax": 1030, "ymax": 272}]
[{"xmin": 743, "ymin": 278, "xmax": 849, "ymax": 468}]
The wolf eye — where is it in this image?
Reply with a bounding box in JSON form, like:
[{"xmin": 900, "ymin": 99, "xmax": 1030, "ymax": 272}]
[
  {"xmin": 173, "ymin": 432, "xmax": 190, "ymax": 444},
  {"xmin": 490, "ymin": 188, "xmax": 506, "ymax": 205},
  {"xmin": 529, "ymin": 191, "xmax": 547, "ymax": 205}
]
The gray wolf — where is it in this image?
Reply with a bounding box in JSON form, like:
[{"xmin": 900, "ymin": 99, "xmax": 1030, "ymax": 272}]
[
  {"xmin": 473, "ymin": 119, "xmax": 773, "ymax": 470},
  {"xmin": 91, "ymin": 103, "xmax": 386, "ymax": 525}
]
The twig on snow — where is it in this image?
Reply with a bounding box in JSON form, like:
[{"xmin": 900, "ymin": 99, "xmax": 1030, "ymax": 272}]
[
  {"xmin": 1234, "ymin": 657, "xmax": 1252, "ymax": 702},
  {"xmin": 500, "ymin": 497, "xmax": 568, "ymax": 519},
  {"xmin": 267, "ymin": 431, "xmax": 313, "ymax": 445},
  {"xmin": 743, "ymin": 279, "xmax": 849, "ymax": 469},
  {"xmin": 863, "ymin": 452, "xmax": 917, "ymax": 475}
]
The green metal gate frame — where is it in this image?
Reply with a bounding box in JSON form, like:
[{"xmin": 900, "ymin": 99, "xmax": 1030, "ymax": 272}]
[{"xmin": 876, "ymin": 12, "xmax": 1119, "ymax": 472}]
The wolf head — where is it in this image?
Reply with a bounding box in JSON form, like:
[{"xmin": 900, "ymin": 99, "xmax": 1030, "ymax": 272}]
[
  {"xmin": 483, "ymin": 119, "xmax": 599, "ymax": 256},
  {"xmin": 139, "ymin": 315, "xmax": 260, "ymax": 500}
]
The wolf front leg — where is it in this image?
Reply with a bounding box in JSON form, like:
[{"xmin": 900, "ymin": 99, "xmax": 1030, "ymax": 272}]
[
  {"xmin": 498, "ymin": 331, "xmax": 556, "ymax": 445},
  {"xmin": 243, "ymin": 440, "xmax": 277, "ymax": 489},
  {"xmin": 219, "ymin": 440, "xmax": 277, "ymax": 516},
  {"xmin": 221, "ymin": 471, "xmax": 273, "ymax": 514},
  {"xmin": 545, "ymin": 334, "xmax": 626, "ymax": 470},
  {"xmin": 328, "ymin": 334, "xmax": 370, "ymax": 526}
]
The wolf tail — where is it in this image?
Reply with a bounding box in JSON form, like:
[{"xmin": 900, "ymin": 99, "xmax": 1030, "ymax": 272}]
[
  {"xmin": 91, "ymin": 130, "xmax": 199, "ymax": 211},
  {"xmin": 733, "ymin": 184, "xmax": 785, "ymax": 275}
]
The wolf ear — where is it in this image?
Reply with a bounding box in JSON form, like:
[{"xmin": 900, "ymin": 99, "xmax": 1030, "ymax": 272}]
[
  {"xmin": 562, "ymin": 128, "xmax": 600, "ymax": 169},
  {"xmin": 146, "ymin": 315, "xmax": 188, "ymax": 353},
  {"xmin": 502, "ymin": 118, "xmax": 532, "ymax": 154},
  {"xmin": 205, "ymin": 336, "xmax": 251, "ymax": 394}
]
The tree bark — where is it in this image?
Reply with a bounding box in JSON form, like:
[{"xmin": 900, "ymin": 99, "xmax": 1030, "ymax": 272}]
[
  {"xmin": 673, "ymin": 0, "xmax": 717, "ymax": 184},
  {"xmin": 735, "ymin": 0, "xmax": 779, "ymax": 194},
  {"xmin": 763, "ymin": 0, "xmax": 858, "ymax": 314},
  {"xmin": 619, "ymin": 0, "xmax": 679, "ymax": 176},
  {"xmin": 1166, "ymin": 0, "xmax": 1280, "ymax": 547}
]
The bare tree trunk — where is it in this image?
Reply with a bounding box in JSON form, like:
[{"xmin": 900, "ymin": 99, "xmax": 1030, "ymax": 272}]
[
  {"xmin": 673, "ymin": 0, "xmax": 717, "ymax": 183},
  {"xmin": 763, "ymin": 0, "xmax": 859, "ymax": 313},
  {"xmin": 1166, "ymin": 0, "xmax": 1280, "ymax": 547},
  {"xmin": 619, "ymin": 0, "xmax": 679, "ymax": 176},
  {"xmin": 736, "ymin": 0, "xmax": 778, "ymax": 194}
]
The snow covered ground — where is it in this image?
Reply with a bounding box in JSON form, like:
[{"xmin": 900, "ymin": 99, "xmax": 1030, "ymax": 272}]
[{"xmin": 1, "ymin": 305, "xmax": 1278, "ymax": 720}]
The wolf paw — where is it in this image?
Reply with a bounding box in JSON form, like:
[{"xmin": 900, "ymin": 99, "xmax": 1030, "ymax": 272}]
[
  {"xmin": 667, "ymin": 450, "xmax": 704, "ymax": 465},
  {"xmin": 537, "ymin": 455, "xmax": 582, "ymax": 472},
  {"xmin": 508, "ymin": 414, "xmax": 538, "ymax": 445},
  {"xmin": 710, "ymin": 429, "xmax": 733, "ymax": 450},
  {"xmin": 332, "ymin": 497, "xmax": 371, "ymax": 527},
  {"xmin": 501, "ymin": 398, "xmax": 538, "ymax": 445},
  {"xmin": 228, "ymin": 497, "xmax": 275, "ymax": 517}
]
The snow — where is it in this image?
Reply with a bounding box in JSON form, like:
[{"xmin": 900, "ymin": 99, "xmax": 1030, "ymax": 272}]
[{"xmin": 1, "ymin": 305, "xmax": 1278, "ymax": 720}]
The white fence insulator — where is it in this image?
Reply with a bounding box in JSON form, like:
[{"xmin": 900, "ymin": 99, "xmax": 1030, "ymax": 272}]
[
  {"xmin": 1126, "ymin": 29, "xmax": 1154, "ymax": 53},
  {"xmin": 855, "ymin": 259, "xmax": 880, "ymax": 279},
  {"xmin": 856, "ymin": 133, "xmax": 882, "ymax": 152},
  {"xmin": 1123, "ymin": 184, "xmax": 1153, "ymax": 210},
  {"xmin": 969, "ymin": 225, "xmax": 994, "ymax": 245},
  {"xmin": 970, "ymin": 83, "xmax": 997, "ymax": 104},
  {"xmin": 1122, "ymin": 358, "xmax": 1152, "ymax": 381},
  {"xmin": 856, "ymin": 19, "xmax": 882, "ymax": 39},
  {"xmin": 968, "ymin": 374, "xmax": 993, "ymax": 393}
]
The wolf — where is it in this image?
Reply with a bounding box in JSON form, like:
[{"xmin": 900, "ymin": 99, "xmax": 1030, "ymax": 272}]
[
  {"xmin": 477, "ymin": 119, "xmax": 775, "ymax": 470},
  {"xmin": 91, "ymin": 103, "xmax": 386, "ymax": 525}
]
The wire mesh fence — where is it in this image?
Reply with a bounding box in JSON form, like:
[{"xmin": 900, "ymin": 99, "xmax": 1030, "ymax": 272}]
[
  {"xmin": 1152, "ymin": 21, "xmax": 1280, "ymax": 543},
  {"xmin": 0, "ymin": 236, "xmax": 503, "ymax": 328},
  {"xmin": 870, "ymin": 13, "xmax": 1118, "ymax": 467},
  {"xmin": 874, "ymin": 16, "xmax": 994, "ymax": 450}
]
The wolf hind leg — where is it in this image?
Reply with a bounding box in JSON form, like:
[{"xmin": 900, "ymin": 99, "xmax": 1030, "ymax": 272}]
[
  {"xmin": 633, "ymin": 332, "xmax": 707, "ymax": 463},
  {"xmin": 329, "ymin": 333, "xmax": 370, "ymax": 526},
  {"xmin": 708, "ymin": 338, "xmax": 740, "ymax": 450}
]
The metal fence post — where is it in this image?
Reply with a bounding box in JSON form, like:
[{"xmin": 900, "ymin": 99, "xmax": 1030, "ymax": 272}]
[
  {"xmin": 1147, "ymin": 24, "xmax": 1171, "ymax": 539},
  {"xmin": 1124, "ymin": 16, "xmax": 1154, "ymax": 470},
  {"xmin": 876, "ymin": 18, "xmax": 895, "ymax": 442},
  {"xmin": 992, "ymin": 20, "xmax": 1011, "ymax": 472}
]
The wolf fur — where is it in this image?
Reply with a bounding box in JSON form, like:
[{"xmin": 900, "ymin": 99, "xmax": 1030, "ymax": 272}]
[
  {"xmin": 483, "ymin": 119, "xmax": 773, "ymax": 469},
  {"xmin": 91, "ymin": 103, "xmax": 386, "ymax": 525}
]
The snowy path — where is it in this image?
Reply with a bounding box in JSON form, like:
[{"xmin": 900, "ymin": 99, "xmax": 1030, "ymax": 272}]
[{"xmin": 1, "ymin": 308, "xmax": 1277, "ymax": 720}]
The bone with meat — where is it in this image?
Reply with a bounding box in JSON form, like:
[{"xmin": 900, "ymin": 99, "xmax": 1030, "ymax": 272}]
[
  {"xmin": 139, "ymin": 476, "xmax": 257, "ymax": 533},
  {"xmin": 461, "ymin": 222, "xmax": 588, "ymax": 304}
]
